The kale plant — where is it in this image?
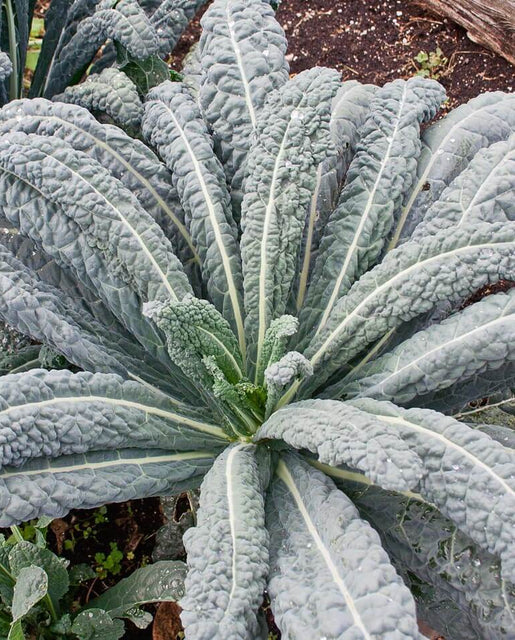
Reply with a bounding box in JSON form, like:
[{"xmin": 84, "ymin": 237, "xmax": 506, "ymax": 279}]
[
  {"xmin": 0, "ymin": 0, "xmax": 208, "ymax": 122},
  {"xmin": 0, "ymin": 0, "xmax": 514, "ymax": 638}
]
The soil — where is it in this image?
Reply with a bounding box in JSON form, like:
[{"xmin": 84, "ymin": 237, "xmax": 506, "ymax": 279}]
[
  {"xmin": 14, "ymin": 1, "xmax": 515, "ymax": 639},
  {"xmin": 170, "ymin": 0, "xmax": 514, "ymax": 110}
]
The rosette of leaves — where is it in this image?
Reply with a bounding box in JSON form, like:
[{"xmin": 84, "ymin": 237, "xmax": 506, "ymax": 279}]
[
  {"xmin": 0, "ymin": 0, "xmax": 514, "ymax": 638},
  {"xmin": 0, "ymin": 0, "xmax": 208, "ymax": 117}
]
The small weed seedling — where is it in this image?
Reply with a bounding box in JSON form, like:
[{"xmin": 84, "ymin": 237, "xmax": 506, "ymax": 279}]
[{"xmin": 413, "ymin": 47, "xmax": 448, "ymax": 79}]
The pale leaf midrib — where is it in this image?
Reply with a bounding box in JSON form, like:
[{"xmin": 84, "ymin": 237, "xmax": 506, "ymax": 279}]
[
  {"xmin": 367, "ymin": 310, "xmax": 514, "ymax": 391},
  {"xmin": 378, "ymin": 413, "xmax": 514, "ymax": 496},
  {"xmin": 39, "ymin": 114, "xmax": 200, "ymax": 260},
  {"xmin": 456, "ymin": 147, "xmax": 515, "ymax": 226},
  {"xmin": 225, "ymin": 443, "xmax": 246, "ymax": 615},
  {"xmin": 0, "ymin": 451, "xmax": 214, "ymax": 478},
  {"xmin": 316, "ymin": 82, "xmax": 409, "ymax": 333},
  {"xmin": 197, "ymin": 326, "xmax": 242, "ymax": 379},
  {"xmin": 225, "ymin": 3, "xmax": 257, "ymax": 129},
  {"xmin": 159, "ymin": 103, "xmax": 246, "ymax": 359},
  {"xmin": 277, "ymin": 460, "xmax": 372, "ymax": 640},
  {"xmin": 296, "ymin": 163, "xmax": 323, "ymax": 312},
  {"xmin": 0, "ymin": 395, "xmax": 227, "ymax": 439},
  {"xmin": 256, "ymin": 116, "xmax": 294, "ymax": 375},
  {"xmin": 54, "ymin": 157, "xmax": 179, "ymax": 300},
  {"xmin": 388, "ymin": 95, "xmax": 515, "ymax": 250},
  {"xmin": 310, "ymin": 239, "xmax": 514, "ymax": 369},
  {"xmin": 1, "ymin": 153, "xmax": 178, "ymax": 300}
]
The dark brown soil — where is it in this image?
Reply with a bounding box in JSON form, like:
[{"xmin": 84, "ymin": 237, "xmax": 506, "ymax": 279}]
[{"xmin": 170, "ymin": 0, "xmax": 514, "ymax": 111}]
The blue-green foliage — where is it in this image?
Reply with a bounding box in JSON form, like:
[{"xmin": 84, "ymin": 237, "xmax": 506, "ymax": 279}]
[{"xmin": 0, "ymin": 0, "xmax": 514, "ymax": 638}]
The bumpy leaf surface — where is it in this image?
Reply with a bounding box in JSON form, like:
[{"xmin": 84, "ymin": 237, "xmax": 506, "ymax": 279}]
[
  {"xmin": 299, "ymin": 78, "xmax": 445, "ymax": 340},
  {"xmin": 145, "ymin": 295, "xmax": 243, "ymax": 391},
  {"xmin": 331, "ymin": 473, "xmax": 515, "ymax": 640},
  {"xmin": 0, "ymin": 369, "xmax": 226, "ymax": 470},
  {"xmin": 350, "ymin": 399, "xmax": 515, "ymax": 582},
  {"xmin": 303, "ymin": 222, "xmax": 515, "ymax": 394},
  {"xmin": 0, "ymin": 130, "xmax": 195, "ymax": 373},
  {"xmin": 181, "ymin": 444, "xmax": 268, "ymax": 640},
  {"xmin": 0, "ymin": 132, "xmax": 190, "ymax": 304},
  {"xmin": 55, "ymin": 68, "xmax": 143, "ymax": 130},
  {"xmin": 142, "ymin": 82, "xmax": 245, "ymax": 353},
  {"xmin": 0, "ymin": 99, "xmax": 196, "ymax": 265},
  {"xmin": 45, "ymin": 0, "xmax": 158, "ymax": 97},
  {"xmin": 0, "ymin": 54, "xmax": 12, "ymax": 83},
  {"xmin": 240, "ymin": 67, "xmax": 340, "ymax": 375},
  {"xmin": 391, "ymin": 91, "xmax": 515, "ymax": 246},
  {"xmin": 266, "ymin": 454, "xmax": 419, "ymax": 640},
  {"xmin": 295, "ymin": 80, "xmax": 377, "ymax": 313},
  {"xmin": 256, "ymin": 399, "xmax": 422, "ymax": 490},
  {"xmin": 150, "ymin": 0, "xmax": 207, "ymax": 56},
  {"xmin": 0, "ymin": 448, "xmax": 213, "ymax": 525},
  {"xmin": 0, "ymin": 244, "xmax": 168, "ymax": 385},
  {"xmin": 343, "ymin": 289, "xmax": 515, "ymax": 406},
  {"xmin": 412, "ymin": 134, "xmax": 515, "ymax": 239},
  {"xmin": 199, "ymin": 0, "xmax": 289, "ymax": 201}
]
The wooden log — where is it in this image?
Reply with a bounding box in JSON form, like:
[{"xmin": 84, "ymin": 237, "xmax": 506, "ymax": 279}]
[{"xmin": 418, "ymin": 0, "xmax": 515, "ymax": 65}]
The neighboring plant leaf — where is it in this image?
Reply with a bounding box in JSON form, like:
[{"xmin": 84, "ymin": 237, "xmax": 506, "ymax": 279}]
[
  {"xmin": 0, "ymin": 344, "xmax": 41, "ymax": 376},
  {"xmin": 0, "ymin": 53, "xmax": 13, "ymax": 83},
  {"xmin": 29, "ymin": 0, "xmax": 73, "ymax": 98},
  {"xmin": 87, "ymin": 561, "xmax": 186, "ymax": 618},
  {"xmin": 150, "ymin": 0, "xmax": 207, "ymax": 57},
  {"xmin": 10, "ymin": 565, "xmax": 47, "ymax": 623},
  {"xmin": 71, "ymin": 609, "xmax": 124, "ymax": 640},
  {"xmin": 153, "ymin": 492, "xmax": 198, "ymax": 562},
  {"xmin": 116, "ymin": 47, "xmax": 170, "ymax": 96},
  {"xmin": 44, "ymin": 0, "xmax": 159, "ymax": 97},
  {"xmin": 8, "ymin": 541, "xmax": 68, "ymax": 605}
]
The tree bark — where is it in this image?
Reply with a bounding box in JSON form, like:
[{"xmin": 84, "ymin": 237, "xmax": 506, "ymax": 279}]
[{"xmin": 418, "ymin": 0, "xmax": 515, "ymax": 65}]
